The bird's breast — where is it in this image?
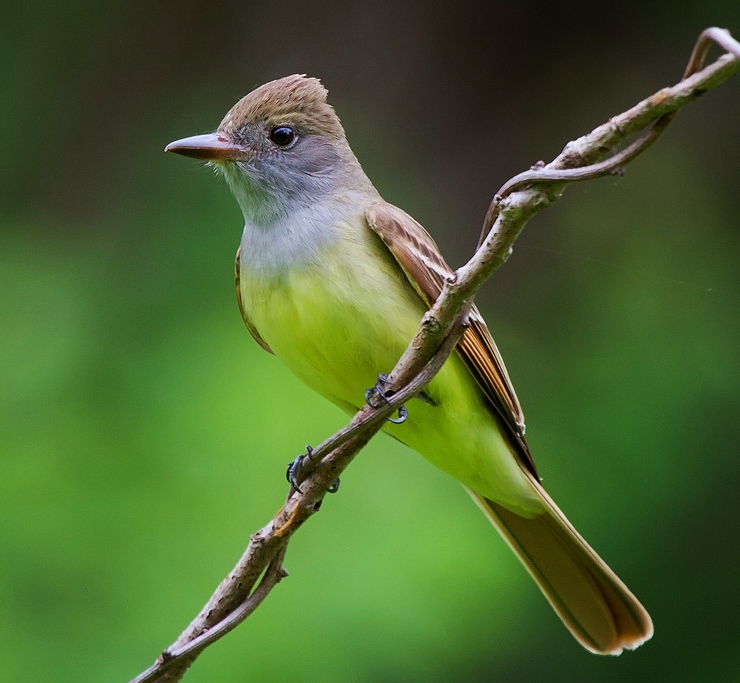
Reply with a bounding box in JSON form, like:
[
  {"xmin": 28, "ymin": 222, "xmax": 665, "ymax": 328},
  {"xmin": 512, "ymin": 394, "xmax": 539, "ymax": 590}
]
[{"xmin": 237, "ymin": 220, "xmax": 424, "ymax": 411}]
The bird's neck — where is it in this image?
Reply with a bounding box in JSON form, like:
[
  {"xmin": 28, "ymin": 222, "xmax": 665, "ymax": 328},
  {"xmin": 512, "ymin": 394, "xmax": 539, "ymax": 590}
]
[{"xmin": 238, "ymin": 185, "xmax": 380, "ymax": 276}]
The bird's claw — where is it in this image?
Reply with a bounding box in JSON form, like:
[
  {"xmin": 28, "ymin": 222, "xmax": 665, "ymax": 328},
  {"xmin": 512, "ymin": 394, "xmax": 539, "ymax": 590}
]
[
  {"xmin": 286, "ymin": 446, "xmax": 340, "ymax": 494},
  {"xmin": 326, "ymin": 478, "xmax": 340, "ymax": 494},
  {"xmin": 364, "ymin": 373, "xmax": 408, "ymax": 424},
  {"xmin": 286, "ymin": 446, "xmax": 313, "ymax": 493},
  {"xmin": 386, "ymin": 404, "xmax": 408, "ymax": 424}
]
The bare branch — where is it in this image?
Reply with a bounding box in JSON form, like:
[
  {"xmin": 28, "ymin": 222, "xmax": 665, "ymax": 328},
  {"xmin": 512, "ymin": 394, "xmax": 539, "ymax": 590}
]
[
  {"xmin": 387, "ymin": 27, "xmax": 739, "ymax": 398},
  {"xmin": 130, "ymin": 27, "xmax": 739, "ymax": 683}
]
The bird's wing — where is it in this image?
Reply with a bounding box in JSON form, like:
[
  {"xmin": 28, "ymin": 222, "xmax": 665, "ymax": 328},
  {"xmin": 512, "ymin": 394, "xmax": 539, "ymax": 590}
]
[
  {"xmin": 365, "ymin": 201, "xmax": 537, "ymax": 477},
  {"xmin": 235, "ymin": 246, "xmax": 274, "ymax": 355}
]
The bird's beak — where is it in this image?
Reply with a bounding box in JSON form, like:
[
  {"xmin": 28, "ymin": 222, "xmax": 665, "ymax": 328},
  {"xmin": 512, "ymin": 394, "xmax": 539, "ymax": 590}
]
[{"xmin": 164, "ymin": 133, "xmax": 250, "ymax": 161}]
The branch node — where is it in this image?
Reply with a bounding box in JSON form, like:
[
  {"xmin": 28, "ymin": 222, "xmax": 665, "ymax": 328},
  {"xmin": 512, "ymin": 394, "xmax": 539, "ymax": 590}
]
[
  {"xmin": 420, "ymin": 312, "xmax": 442, "ymax": 336},
  {"xmin": 649, "ymin": 88, "xmax": 672, "ymax": 107}
]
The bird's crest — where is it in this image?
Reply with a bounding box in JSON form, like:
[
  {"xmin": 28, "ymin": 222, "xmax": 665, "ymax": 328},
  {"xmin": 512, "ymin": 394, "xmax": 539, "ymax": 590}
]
[{"xmin": 218, "ymin": 74, "xmax": 345, "ymax": 140}]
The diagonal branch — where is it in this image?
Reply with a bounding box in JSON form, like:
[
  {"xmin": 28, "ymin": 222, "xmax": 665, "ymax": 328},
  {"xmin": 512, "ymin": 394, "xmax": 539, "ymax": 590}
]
[{"xmin": 130, "ymin": 27, "xmax": 739, "ymax": 683}]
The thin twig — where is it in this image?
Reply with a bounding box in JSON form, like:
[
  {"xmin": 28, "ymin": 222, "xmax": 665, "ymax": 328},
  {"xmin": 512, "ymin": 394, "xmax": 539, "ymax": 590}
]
[
  {"xmin": 130, "ymin": 27, "xmax": 739, "ymax": 683},
  {"xmin": 478, "ymin": 27, "xmax": 740, "ymax": 249}
]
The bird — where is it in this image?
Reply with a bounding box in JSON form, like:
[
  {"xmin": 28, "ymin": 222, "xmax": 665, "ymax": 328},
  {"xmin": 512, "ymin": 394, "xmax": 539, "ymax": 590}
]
[{"xmin": 165, "ymin": 74, "xmax": 653, "ymax": 654}]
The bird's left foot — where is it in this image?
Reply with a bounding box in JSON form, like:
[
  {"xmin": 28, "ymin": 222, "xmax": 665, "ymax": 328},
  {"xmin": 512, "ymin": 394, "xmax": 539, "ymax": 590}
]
[
  {"xmin": 286, "ymin": 446, "xmax": 340, "ymax": 494},
  {"xmin": 365, "ymin": 374, "xmax": 408, "ymax": 423}
]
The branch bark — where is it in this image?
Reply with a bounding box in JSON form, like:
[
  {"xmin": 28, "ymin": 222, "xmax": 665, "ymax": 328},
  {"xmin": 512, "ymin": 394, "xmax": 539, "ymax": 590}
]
[{"xmin": 130, "ymin": 27, "xmax": 740, "ymax": 683}]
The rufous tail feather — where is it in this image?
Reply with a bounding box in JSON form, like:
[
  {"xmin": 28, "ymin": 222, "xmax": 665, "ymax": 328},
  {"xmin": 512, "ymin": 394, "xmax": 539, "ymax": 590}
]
[{"xmin": 467, "ymin": 477, "xmax": 653, "ymax": 655}]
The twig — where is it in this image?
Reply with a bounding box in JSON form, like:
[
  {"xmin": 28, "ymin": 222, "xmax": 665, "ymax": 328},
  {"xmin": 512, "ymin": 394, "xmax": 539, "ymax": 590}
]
[
  {"xmin": 130, "ymin": 27, "xmax": 739, "ymax": 683},
  {"xmin": 130, "ymin": 315, "xmax": 469, "ymax": 683}
]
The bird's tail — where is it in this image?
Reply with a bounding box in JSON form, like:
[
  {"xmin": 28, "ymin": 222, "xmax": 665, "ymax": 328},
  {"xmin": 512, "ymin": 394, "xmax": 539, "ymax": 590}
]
[{"xmin": 466, "ymin": 476, "xmax": 653, "ymax": 655}]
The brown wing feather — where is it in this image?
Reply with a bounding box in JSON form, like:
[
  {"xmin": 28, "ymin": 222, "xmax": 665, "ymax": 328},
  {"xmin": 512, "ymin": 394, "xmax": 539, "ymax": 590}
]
[
  {"xmin": 455, "ymin": 315, "xmax": 538, "ymax": 477},
  {"xmin": 365, "ymin": 202, "xmax": 538, "ymax": 477},
  {"xmin": 235, "ymin": 246, "xmax": 274, "ymax": 355},
  {"xmin": 365, "ymin": 202, "xmax": 448, "ymax": 303}
]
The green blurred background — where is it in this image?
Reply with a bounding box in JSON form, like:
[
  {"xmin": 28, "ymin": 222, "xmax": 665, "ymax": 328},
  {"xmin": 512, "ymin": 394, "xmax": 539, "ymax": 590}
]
[{"xmin": 2, "ymin": 2, "xmax": 739, "ymax": 681}]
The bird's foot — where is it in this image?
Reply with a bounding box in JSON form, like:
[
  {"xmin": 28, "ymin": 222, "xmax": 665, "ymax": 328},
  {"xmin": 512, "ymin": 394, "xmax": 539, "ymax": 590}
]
[
  {"xmin": 364, "ymin": 374, "xmax": 408, "ymax": 424},
  {"xmin": 286, "ymin": 445, "xmax": 340, "ymax": 494}
]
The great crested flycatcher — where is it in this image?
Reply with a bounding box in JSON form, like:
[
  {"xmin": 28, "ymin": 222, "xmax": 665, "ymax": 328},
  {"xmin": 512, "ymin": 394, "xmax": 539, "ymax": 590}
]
[{"xmin": 166, "ymin": 74, "xmax": 652, "ymax": 654}]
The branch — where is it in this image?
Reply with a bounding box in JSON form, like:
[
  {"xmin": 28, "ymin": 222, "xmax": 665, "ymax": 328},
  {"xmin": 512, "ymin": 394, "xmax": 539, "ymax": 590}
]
[{"xmin": 130, "ymin": 27, "xmax": 740, "ymax": 683}]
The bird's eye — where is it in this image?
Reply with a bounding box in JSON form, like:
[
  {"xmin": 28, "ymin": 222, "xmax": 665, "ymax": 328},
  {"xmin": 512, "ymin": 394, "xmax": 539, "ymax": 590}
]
[{"xmin": 269, "ymin": 126, "xmax": 296, "ymax": 146}]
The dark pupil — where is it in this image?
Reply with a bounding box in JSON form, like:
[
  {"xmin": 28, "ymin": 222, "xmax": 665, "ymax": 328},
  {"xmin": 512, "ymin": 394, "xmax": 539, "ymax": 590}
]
[{"xmin": 270, "ymin": 126, "xmax": 295, "ymax": 146}]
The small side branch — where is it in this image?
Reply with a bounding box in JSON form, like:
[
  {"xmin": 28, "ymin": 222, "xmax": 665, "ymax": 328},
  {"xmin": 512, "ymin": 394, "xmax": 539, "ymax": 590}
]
[{"xmin": 130, "ymin": 27, "xmax": 739, "ymax": 683}]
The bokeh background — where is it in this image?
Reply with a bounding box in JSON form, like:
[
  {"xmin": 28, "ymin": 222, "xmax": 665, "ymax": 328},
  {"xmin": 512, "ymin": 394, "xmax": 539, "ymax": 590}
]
[{"xmin": 2, "ymin": 2, "xmax": 739, "ymax": 681}]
